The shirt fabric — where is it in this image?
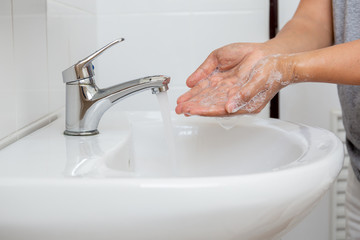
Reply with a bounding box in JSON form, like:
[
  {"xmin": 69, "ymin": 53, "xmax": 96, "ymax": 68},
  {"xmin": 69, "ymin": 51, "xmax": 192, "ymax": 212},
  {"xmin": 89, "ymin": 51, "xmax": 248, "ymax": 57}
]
[{"xmin": 333, "ymin": 0, "xmax": 360, "ymax": 181}]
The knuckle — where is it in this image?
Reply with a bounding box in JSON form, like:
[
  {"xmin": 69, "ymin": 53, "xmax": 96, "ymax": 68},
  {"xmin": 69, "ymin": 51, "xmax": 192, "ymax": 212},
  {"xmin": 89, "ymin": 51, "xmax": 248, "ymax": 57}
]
[
  {"xmin": 253, "ymin": 108, "xmax": 262, "ymax": 114},
  {"xmin": 240, "ymin": 90, "xmax": 252, "ymax": 103}
]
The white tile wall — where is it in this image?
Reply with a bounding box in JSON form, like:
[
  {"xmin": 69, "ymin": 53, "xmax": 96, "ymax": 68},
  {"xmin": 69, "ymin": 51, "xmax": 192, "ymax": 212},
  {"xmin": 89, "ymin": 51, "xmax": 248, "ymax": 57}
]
[
  {"xmin": 0, "ymin": 0, "xmax": 97, "ymax": 143},
  {"xmin": 47, "ymin": 0, "xmax": 97, "ymax": 112},
  {"xmin": 280, "ymin": 83, "xmax": 341, "ymax": 130},
  {"xmin": 0, "ymin": 0, "xmax": 269, "ymax": 143},
  {"xmin": 0, "ymin": 0, "xmax": 16, "ymax": 139},
  {"xmin": 96, "ymin": 12, "xmax": 268, "ymax": 88},
  {"xmin": 51, "ymin": 0, "xmax": 97, "ymax": 14},
  {"xmin": 95, "ymin": 0, "xmax": 270, "ymax": 116},
  {"xmin": 96, "ymin": 0, "xmax": 267, "ymax": 14},
  {"xmin": 12, "ymin": 0, "xmax": 48, "ymax": 128}
]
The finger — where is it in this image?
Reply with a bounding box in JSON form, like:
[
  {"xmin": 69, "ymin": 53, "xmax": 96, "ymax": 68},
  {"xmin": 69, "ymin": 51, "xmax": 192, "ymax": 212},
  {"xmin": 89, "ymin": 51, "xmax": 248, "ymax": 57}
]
[
  {"xmin": 225, "ymin": 71, "xmax": 272, "ymax": 114},
  {"xmin": 182, "ymin": 102, "xmax": 228, "ymax": 116},
  {"xmin": 208, "ymin": 69, "xmax": 237, "ymax": 87},
  {"xmin": 239, "ymin": 90, "xmax": 268, "ymax": 113},
  {"xmin": 175, "ymin": 102, "xmax": 185, "ymax": 114},
  {"xmin": 233, "ymin": 87, "xmax": 278, "ymax": 115},
  {"xmin": 231, "ymin": 53, "xmax": 264, "ymax": 85},
  {"xmin": 186, "ymin": 52, "xmax": 219, "ymax": 88},
  {"xmin": 224, "ymin": 65, "xmax": 251, "ymax": 99},
  {"xmin": 177, "ymin": 82, "xmax": 232, "ymax": 116},
  {"xmin": 177, "ymin": 79, "xmax": 210, "ymax": 104},
  {"xmin": 177, "ymin": 71, "xmax": 233, "ymax": 105},
  {"xmin": 176, "ymin": 84, "xmax": 215, "ymax": 114}
]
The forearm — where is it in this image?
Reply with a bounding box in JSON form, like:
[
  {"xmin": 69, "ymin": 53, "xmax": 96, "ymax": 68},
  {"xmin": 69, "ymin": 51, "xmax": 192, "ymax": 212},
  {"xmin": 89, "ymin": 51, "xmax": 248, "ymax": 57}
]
[
  {"xmin": 292, "ymin": 40, "xmax": 360, "ymax": 85},
  {"xmin": 265, "ymin": 0, "xmax": 333, "ymax": 54}
]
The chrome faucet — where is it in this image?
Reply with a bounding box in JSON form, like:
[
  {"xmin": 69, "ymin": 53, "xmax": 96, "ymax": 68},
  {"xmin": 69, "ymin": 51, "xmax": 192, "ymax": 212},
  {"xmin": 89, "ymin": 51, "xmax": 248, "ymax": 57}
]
[{"xmin": 62, "ymin": 38, "xmax": 170, "ymax": 136}]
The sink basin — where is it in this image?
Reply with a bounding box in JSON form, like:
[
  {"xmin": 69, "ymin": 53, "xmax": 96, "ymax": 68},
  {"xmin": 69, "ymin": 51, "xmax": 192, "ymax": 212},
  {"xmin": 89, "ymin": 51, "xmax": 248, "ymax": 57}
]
[{"xmin": 0, "ymin": 110, "xmax": 344, "ymax": 240}]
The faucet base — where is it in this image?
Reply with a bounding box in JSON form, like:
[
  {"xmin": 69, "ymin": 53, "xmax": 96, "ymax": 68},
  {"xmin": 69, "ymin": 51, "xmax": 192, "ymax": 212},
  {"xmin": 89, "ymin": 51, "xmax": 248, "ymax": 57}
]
[{"xmin": 63, "ymin": 129, "xmax": 99, "ymax": 136}]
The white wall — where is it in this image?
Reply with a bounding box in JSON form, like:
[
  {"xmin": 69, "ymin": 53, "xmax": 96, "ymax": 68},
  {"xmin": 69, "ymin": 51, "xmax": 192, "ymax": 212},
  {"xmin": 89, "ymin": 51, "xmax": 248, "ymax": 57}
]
[
  {"xmin": 0, "ymin": 0, "xmax": 16, "ymax": 140},
  {"xmin": 47, "ymin": 0, "xmax": 98, "ymax": 113},
  {"xmin": 279, "ymin": 0, "xmax": 340, "ymax": 240},
  {"xmin": 0, "ymin": 0, "xmax": 270, "ymax": 142},
  {"xmin": 0, "ymin": 0, "xmax": 97, "ymax": 147},
  {"xmin": 95, "ymin": 0, "xmax": 269, "ymax": 117}
]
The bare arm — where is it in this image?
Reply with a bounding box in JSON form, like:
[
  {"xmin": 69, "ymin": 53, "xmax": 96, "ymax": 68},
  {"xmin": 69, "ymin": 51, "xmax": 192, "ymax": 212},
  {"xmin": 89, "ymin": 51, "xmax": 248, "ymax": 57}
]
[
  {"xmin": 293, "ymin": 40, "xmax": 360, "ymax": 85},
  {"xmin": 266, "ymin": 0, "xmax": 333, "ymax": 53},
  {"xmin": 182, "ymin": 0, "xmax": 333, "ymax": 90},
  {"xmin": 176, "ymin": 0, "xmax": 337, "ymax": 116}
]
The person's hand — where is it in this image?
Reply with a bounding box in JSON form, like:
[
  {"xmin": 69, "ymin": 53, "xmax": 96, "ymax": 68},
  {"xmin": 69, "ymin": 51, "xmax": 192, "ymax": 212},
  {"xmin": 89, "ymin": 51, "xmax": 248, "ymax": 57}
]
[
  {"xmin": 225, "ymin": 54, "xmax": 296, "ymax": 114},
  {"xmin": 175, "ymin": 43, "xmax": 295, "ymax": 116}
]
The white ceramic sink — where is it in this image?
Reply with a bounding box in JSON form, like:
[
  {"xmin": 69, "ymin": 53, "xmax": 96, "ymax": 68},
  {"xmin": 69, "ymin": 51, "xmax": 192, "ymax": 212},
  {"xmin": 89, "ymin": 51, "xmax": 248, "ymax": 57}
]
[{"xmin": 0, "ymin": 110, "xmax": 344, "ymax": 240}]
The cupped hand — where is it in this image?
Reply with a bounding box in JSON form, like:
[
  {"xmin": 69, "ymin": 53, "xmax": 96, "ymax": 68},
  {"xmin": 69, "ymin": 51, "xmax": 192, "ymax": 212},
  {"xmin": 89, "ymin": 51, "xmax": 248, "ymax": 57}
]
[{"xmin": 175, "ymin": 43, "xmax": 295, "ymax": 116}]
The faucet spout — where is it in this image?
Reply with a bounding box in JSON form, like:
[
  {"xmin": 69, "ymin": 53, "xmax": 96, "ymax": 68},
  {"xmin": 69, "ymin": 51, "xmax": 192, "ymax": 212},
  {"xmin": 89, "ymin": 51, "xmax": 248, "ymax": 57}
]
[
  {"xmin": 62, "ymin": 38, "xmax": 171, "ymax": 136},
  {"xmin": 63, "ymin": 75, "xmax": 170, "ymax": 136},
  {"xmin": 97, "ymin": 75, "xmax": 170, "ymax": 102}
]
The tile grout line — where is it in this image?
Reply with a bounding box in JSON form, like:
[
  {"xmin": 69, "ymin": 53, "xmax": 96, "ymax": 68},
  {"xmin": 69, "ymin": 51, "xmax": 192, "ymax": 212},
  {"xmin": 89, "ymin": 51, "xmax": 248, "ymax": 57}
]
[
  {"xmin": 10, "ymin": 0, "xmax": 19, "ymax": 135},
  {"xmin": 50, "ymin": 0, "xmax": 96, "ymax": 15},
  {"xmin": 96, "ymin": 9, "xmax": 267, "ymax": 17},
  {"xmin": 45, "ymin": 0, "xmax": 50, "ymax": 116}
]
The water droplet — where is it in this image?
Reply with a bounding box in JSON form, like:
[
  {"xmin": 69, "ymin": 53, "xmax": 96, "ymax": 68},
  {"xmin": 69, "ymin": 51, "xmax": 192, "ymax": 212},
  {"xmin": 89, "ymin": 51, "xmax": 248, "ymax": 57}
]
[{"xmin": 216, "ymin": 117, "xmax": 239, "ymax": 130}]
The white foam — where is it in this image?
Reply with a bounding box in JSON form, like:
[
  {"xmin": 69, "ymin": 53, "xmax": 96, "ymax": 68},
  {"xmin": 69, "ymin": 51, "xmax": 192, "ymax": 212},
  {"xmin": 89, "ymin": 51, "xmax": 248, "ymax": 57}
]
[{"xmin": 216, "ymin": 116, "xmax": 239, "ymax": 130}]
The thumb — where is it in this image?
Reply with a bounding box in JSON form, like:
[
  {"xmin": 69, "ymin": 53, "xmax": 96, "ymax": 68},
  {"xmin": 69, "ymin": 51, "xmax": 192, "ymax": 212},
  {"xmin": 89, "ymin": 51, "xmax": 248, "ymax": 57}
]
[
  {"xmin": 225, "ymin": 91, "xmax": 248, "ymax": 114},
  {"xmin": 225, "ymin": 80, "xmax": 261, "ymax": 114},
  {"xmin": 186, "ymin": 52, "xmax": 218, "ymax": 88}
]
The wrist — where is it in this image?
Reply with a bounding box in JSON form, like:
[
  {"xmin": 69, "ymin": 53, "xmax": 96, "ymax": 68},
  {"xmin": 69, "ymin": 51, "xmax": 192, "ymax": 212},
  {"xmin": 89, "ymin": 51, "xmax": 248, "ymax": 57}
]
[
  {"xmin": 263, "ymin": 54, "xmax": 299, "ymax": 86},
  {"xmin": 288, "ymin": 52, "xmax": 310, "ymax": 84},
  {"xmin": 262, "ymin": 39, "xmax": 291, "ymax": 55}
]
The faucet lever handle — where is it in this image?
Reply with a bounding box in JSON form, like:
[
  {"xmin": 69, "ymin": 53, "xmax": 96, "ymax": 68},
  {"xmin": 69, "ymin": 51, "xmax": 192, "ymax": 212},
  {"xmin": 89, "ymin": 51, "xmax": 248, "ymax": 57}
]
[
  {"xmin": 62, "ymin": 38, "xmax": 124, "ymax": 83},
  {"xmin": 77, "ymin": 38, "xmax": 124, "ymax": 71}
]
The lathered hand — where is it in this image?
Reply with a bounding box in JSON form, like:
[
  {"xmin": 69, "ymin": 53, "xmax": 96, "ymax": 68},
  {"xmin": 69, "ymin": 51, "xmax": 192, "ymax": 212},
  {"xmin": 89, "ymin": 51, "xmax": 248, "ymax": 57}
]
[{"xmin": 175, "ymin": 43, "xmax": 292, "ymax": 116}]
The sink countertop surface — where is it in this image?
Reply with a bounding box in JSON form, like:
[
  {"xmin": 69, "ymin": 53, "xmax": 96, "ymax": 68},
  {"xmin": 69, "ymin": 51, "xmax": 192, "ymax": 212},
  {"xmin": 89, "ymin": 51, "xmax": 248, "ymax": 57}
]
[
  {"xmin": 0, "ymin": 110, "xmax": 344, "ymax": 240},
  {"xmin": 0, "ymin": 111, "xmax": 130, "ymax": 180},
  {"xmin": 0, "ymin": 110, "xmax": 343, "ymax": 182}
]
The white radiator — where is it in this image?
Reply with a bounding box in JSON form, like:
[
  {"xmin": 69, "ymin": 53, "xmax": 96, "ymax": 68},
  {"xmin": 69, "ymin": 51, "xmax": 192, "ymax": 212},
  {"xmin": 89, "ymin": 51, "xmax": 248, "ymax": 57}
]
[{"xmin": 330, "ymin": 110, "xmax": 350, "ymax": 240}]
